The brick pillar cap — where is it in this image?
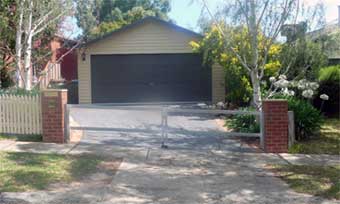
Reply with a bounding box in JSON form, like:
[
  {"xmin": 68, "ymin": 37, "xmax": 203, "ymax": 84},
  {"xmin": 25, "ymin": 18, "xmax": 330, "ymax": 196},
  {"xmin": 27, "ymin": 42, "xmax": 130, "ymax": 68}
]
[
  {"xmin": 263, "ymin": 99, "xmax": 287, "ymax": 102},
  {"xmin": 42, "ymin": 89, "xmax": 68, "ymax": 92}
]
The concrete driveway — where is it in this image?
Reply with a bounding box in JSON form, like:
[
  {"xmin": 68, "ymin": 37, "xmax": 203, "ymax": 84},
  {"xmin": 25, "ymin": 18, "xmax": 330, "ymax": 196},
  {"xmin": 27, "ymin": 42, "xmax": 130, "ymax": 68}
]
[
  {"xmin": 67, "ymin": 105, "xmax": 337, "ymax": 204},
  {"xmin": 70, "ymin": 105, "xmax": 255, "ymax": 152},
  {"xmin": 1, "ymin": 106, "xmax": 336, "ymax": 204}
]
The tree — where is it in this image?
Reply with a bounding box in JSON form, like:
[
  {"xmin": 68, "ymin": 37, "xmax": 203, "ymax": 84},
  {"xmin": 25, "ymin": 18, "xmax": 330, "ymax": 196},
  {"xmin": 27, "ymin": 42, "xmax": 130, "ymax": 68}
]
[
  {"xmin": 0, "ymin": 0, "xmax": 16, "ymax": 88},
  {"xmin": 14, "ymin": 0, "xmax": 72, "ymax": 90},
  {"xmin": 279, "ymin": 38, "xmax": 327, "ymax": 81},
  {"xmin": 199, "ymin": 0, "xmax": 325, "ymax": 109},
  {"xmin": 191, "ymin": 23, "xmax": 282, "ymax": 107},
  {"xmin": 75, "ymin": 0, "xmax": 171, "ymax": 39}
]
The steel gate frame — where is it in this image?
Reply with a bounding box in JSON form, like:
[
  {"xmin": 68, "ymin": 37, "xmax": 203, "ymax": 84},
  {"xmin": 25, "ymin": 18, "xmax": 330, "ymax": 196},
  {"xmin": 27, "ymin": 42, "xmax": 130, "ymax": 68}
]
[
  {"xmin": 65, "ymin": 103, "xmax": 264, "ymax": 149},
  {"xmin": 160, "ymin": 107, "xmax": 264, "ymax": 149}
]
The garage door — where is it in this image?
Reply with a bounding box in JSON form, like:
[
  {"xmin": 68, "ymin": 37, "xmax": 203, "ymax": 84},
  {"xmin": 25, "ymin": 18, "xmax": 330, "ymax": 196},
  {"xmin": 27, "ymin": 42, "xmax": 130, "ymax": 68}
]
[{"xmin": 90, "ymin": 54, "xmax": 212, "ymax": 103}]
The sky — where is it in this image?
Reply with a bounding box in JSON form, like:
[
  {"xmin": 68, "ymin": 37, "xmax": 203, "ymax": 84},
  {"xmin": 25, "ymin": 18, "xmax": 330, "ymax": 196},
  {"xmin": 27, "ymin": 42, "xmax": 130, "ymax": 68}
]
[
  {"xmin": 63, "ymin": 0, "xmax": 340, "ymax": 38},
  {"xmin": 168, "ymin": 0, "xmax": 220, "ymax": 32},
  {"xmin": 169, "ymin": 0, "xmax": 340, "ymax": 32}
]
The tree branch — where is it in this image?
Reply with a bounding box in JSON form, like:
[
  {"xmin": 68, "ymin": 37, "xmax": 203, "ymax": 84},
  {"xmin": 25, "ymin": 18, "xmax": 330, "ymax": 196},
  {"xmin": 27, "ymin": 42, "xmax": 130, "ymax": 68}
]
[
  {"xmin": 32, "ymin": 10, "xmax": 55, "ymax": 32},
  {"xmin": 33, "ymin": 11, "xmax": 66, "ymax": 36},
  {"xmin": 201, "ymin": 0, "xmax": 251, "ymax": 73},
  {"xmin": 235, "ymin": 0, "xmax": 250, "ymax": 29},
  {"xmin": 256, "ymin": 0, "xmax": 270, "ymax": 29}
]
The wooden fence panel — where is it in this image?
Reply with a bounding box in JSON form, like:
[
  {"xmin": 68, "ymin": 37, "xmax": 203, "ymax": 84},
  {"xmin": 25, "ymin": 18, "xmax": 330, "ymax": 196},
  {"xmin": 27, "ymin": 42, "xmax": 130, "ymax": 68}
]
[
  {"xmin": 0, "ymin": 94, "xmax": 42, "ymax": 135},
  {"xmin": 39, "ymin": 62, "xmax": 63, "ymax": 90}
]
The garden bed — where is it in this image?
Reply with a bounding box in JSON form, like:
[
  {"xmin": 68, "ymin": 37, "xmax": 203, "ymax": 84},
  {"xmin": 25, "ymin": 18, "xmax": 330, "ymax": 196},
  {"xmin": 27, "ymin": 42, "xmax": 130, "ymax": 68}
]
[{"xmin": 0, "ymin": 134, "xmax": 42, "ymax": 142}]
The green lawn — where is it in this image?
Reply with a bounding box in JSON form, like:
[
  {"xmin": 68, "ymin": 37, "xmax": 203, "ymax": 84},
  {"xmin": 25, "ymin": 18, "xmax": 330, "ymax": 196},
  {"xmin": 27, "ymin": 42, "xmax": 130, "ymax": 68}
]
[
  {"xmin": 270, "ymin": 165, "xmax": 340, "ymax": 200},
  {"xmin": 0, "ymin": 152, "xmax": 120, "ymax": 192},
  {"xmin": 289, "ymin": 119, "xmax": 340, "ymax": 155},
  {"xmin": 0, "ymin": 134, "xmax": 42, "ymax": 142}
]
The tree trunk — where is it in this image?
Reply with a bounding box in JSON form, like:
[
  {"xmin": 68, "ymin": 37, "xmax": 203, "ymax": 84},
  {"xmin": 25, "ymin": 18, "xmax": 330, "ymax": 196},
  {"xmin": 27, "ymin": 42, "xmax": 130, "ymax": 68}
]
[
  {"xmin": 249, "ymin": 0, "xmax": 261, "ymax": 110},
  {"xmin": 24, "ymin": 0, "xmax": 33, "ymax": 91},
  {"xmin": 24, "ymin": 34, "xmax": 33, "ymax": 90},
  {"xmin": 15, "ymin": 0, "xmax": 25, "ymax": 88},
  {"xmin": 250, "ymin": 70, "xmax": 262, "ymax": 110}
]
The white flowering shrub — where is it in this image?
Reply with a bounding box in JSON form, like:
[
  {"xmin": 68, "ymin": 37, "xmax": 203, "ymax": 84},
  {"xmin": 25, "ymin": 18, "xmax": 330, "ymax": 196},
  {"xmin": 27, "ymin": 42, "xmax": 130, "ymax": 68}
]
[
  {"xmin": 269, "ymin": 75, "xmax": 327, "ymax": 100},
  {"xmin": 302, "ymin": 89, "xmax": 314, "ymax": 99}
]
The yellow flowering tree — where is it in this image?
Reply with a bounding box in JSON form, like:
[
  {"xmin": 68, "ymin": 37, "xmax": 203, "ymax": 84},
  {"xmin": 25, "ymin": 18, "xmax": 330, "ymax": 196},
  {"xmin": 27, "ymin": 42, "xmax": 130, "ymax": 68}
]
[{"xmin": 191, "ymin": 24, "xmax": 282, "ymax": 106}]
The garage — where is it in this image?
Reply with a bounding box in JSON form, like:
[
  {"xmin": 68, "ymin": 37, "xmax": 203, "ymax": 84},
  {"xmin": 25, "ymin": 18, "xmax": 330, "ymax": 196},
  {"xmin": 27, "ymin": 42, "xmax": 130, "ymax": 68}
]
[
  {"xmin": 78, "ymin": 17, "xmax": 225, "ymax": 104},
  {"xmin": 91, "ymin": 54, "xmax": 211, "ymax": 103}
]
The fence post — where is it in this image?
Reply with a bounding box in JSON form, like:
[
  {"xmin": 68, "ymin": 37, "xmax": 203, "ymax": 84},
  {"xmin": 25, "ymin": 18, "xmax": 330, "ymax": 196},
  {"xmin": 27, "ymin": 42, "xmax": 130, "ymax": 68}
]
[
  {"xmin": 161, "ymin": 107, "xmax": 169, "ymax": 148},
  {"xmin": 64, "ymin": 104, "xmax": 70, "ymax": 143},
  {"xmin": 259, "ymin": 111, "xmax": 265, "ymax": 149},
  {"xmin": 288, "ymin": 111, "xmax": 295, "ymax": 148},
  {"xmin": 262, "ymin": 100, "xmax": 289, "ymax": 153},
  {"xmin": 41, "ymin": 89, "xmax": 68, "ymax": 143}
]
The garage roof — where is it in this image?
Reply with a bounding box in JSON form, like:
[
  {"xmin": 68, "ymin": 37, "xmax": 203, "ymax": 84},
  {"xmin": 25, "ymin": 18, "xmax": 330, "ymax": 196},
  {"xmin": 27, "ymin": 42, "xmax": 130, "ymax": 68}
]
[{"xmin": 84, "ymin": 16, "xmax": 203, "ymax": 46}]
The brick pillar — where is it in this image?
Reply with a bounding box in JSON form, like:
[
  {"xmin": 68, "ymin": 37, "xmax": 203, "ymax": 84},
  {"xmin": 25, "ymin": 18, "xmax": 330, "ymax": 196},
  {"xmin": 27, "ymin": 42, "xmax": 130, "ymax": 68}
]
[
  {"xmin": 41, "ymin": 89, "xmax": 68, "ymax": 143},
  {"xmin": 263, "ymin": 100, "xmax": 288, "ymax": 153}
]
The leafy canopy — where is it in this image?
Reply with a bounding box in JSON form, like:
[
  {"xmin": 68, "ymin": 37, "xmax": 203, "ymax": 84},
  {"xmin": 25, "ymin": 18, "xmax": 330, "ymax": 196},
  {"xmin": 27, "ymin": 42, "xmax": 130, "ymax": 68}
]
[
  {"xmin": 0, "ymin": 0, "xmax": 16, "ymax": 88},
  {"xmin": 191, "ymin": 23, "xmax": 281, "ymax": 105},
  {"xmin": 319, "ymin": 65, "xmax": 340, "ymax": 83},
  {"xmin": 75, "ymin": 0, "xmax": 171, "ymax": 38}
]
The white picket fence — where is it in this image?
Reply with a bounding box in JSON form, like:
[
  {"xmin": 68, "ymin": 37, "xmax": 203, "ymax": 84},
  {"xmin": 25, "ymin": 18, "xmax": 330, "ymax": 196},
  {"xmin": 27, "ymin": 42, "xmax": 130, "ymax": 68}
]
[{"xmin": 0, "ymin": 94, "xmax": 42, "ymax": 135}]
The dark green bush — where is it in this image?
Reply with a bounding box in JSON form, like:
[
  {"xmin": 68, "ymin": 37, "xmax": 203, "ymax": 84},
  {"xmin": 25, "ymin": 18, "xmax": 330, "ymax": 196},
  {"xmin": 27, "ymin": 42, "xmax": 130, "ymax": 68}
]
[
  {"xmin": 224, "ymin": 64, "xmax": 253, "ymax": 107},
  {"xmin": 318, "ymin": 65, "xmax": 340, "ymax": 82},
  {"xmin": 0, "ymin": 88, "xmax": 40, "ymax": 96},
  {"xmin": 287, "ymin": 97, "xmax": 323, "ymax": 141},
  {"xmin": 227, "ymin": 107, "xmax": 260, "ymax": 133},
  {"xmin": 315, "ymin": 65, "xmax": 340, "ymax": 117}
]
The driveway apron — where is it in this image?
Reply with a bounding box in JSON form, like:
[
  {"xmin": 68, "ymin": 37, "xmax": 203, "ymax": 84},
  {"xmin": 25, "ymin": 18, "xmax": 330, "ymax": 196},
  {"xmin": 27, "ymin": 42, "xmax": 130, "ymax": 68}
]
[
  {"xmin": 68, "ymin": 106, "xmax": 337, "ymax": 204},
  {"xmin": 1, "ymin": 106, "xmax": 336, "ymax": 204}
]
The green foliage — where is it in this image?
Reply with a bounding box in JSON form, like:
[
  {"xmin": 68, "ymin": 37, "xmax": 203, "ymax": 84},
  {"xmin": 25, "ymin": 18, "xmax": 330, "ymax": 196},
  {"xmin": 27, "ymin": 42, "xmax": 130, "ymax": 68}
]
[
  {"xmin": 318, "ymin": 65, "xmax": 340, "ymax": 83},
  {"xmin": 191, "ymin": 24, "xmax": 282, "ymax": 106},
  {"xmin": 0, "ymin": 0, "xmax": 71, "ymax": 89},
  {"xmin": 273, "ymin": 94, "xmax": 323, "ymax": 141},
  {"xmin": 0, "ymin": 134, "xmax": 42, "ymax": 142},
  {"xmin": 0, "ymin": 0, "xmax": 16, "ymax": 88},
  {"xmin": 0, "ymin": 65, "xmax": 14, "ymax": 88},
  {"xmin": 264, "ymin": 45, "xmax": 282, "ymax": 78},
  {"xmin": 317, "ymin": 65, "xmax": 340, "ymax": 117},
  {"xmin": 280, "ymin": 39, "xmax": 327, "ymax": 81},
  {"xmin": 318, "ymin": 31, "xmax": 340, "ymax": 59},
  {"xmin": 288, "ymin": 97, "xmax": 323, "ymax": 140},
  {"xmin": 0, "ymin": 88, "xmax": 40, "ymax": 96},
  {"xmin": 225, "ymin": 65, "xmax": 252, "ymax": 106},
  {"xmin": 75, "ymin": 0, "xmax": 171, "ymax": 38},
  {"xmin": 0, "ymin": 0, "xmax": 16, "ymax": 46},
  {"xmin": 226, "ymin": 107, "xmax": 260, "ymax": 133}
]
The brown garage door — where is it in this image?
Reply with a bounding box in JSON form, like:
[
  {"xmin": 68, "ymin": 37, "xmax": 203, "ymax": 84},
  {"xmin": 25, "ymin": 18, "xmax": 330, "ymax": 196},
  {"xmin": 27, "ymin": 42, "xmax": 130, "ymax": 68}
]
[{"xmin": 90, "ymin": 54, "xmax": 212, "ymax": 103}]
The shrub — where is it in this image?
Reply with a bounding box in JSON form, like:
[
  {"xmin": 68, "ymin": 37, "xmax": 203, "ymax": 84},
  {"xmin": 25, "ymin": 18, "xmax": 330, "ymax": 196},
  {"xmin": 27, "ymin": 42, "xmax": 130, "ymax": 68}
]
[
  {"xmin": 318, "ymin": 65, "xmax": 340, "ymax": 82},
  {"xmin": 227, "ymin": 107, "xmax": 260, "ymax": 133},
  {"xmin": 287, "ymin": 97, "xmax": 323, "ymax": 141},
  {"xmin": 272, "ymin": 94, "xmax": 323, "ymax": 140},
  {"xmin": 225, "ymin": 65, "xmax": 253, "ymax": 107},
  {"xmin": 315, "ymin": 65, "xmax": 340, "ymax": 117},
  {"xmin": 0, "ymin": 88, "xmax": 39, "ymax": 96}
]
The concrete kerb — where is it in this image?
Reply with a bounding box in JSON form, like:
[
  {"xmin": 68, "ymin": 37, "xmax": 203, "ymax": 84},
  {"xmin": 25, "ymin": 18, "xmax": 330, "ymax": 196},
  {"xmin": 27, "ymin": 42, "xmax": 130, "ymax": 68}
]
[{"xmin": 1, "ymin": 139, "xmax": 338, "ymax": 166}]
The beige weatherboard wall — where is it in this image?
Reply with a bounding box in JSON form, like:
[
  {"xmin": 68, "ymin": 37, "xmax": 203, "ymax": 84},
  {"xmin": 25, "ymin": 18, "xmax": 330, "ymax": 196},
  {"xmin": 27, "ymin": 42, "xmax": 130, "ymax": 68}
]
[{"xmin": 78, "ymin": 18, "xmax": 225, "ymax": 104}]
